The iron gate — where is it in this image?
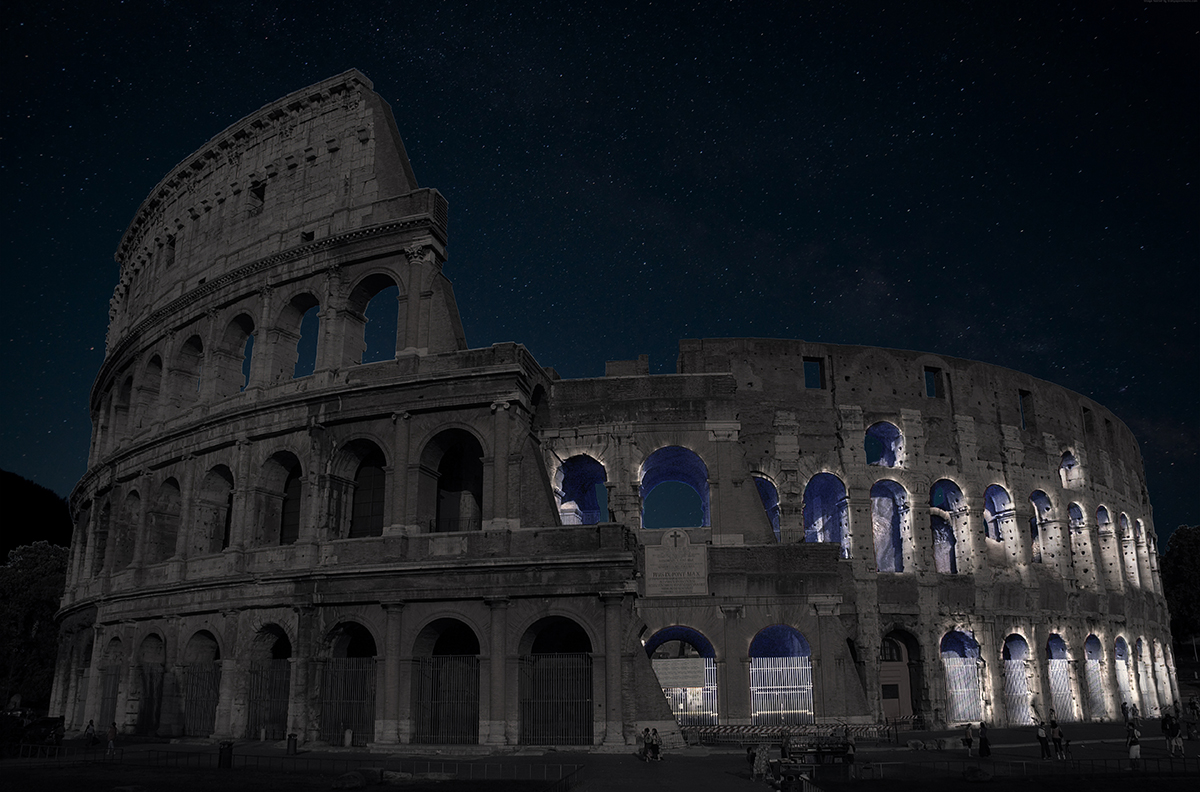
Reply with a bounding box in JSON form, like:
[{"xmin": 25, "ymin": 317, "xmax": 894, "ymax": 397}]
[
  {"xmin": 1048, "ymin": 659, "xmax": 1076, "ymax": 722},
  {"xmin": 749, "ymin": 656, "xmax": 814, "ymax": 725},
  {"xmin": 319, "ymin": 658, "xmax": 376, "ymax": 746},
  {"xmin": 1003, "ymin": 659, "xmax": 1033, "ymax": 725},
  {"xmin": 654, "ymin": 657, "xmax": 718, "ymax": 726},
  {"xmin": 137, "ymin": 663, "xmax": 164, "ymax": 734},
  {"xmin": 942, "ymin": 657, "xmax": 982, "ymax": 723},
  {"xmin": 247, "ymin": 659, "xmax": 290, "ymax": 740},
  {"xmin": 98, "ymin": 666, "xmax": 121, "ymax": 728},
  {"xmin": 181, "ymin": 662, "xmax": 221, "ymax": 737},
  {"xmin": 412, "ymin": 656, "xmax": 480, "ymax": 744},
  {"xmin": 518, "ymin": 653, "xmax": 593, "ymax": 745},
  {"xmin": 1084, "ymin": 659, "xmax": 1106, "ymax": 719}
]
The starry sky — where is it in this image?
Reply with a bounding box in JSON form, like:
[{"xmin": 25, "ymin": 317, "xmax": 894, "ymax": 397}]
[{"xmin": 1, "ymin": 2, "xmax": 1196, "ymax": 546}]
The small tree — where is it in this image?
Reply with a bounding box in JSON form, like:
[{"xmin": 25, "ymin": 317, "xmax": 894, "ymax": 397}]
[
  {"xmin": 0, "ymin": 542, "xmax": 68, "ymax": 710},
  {"xmin": 1160, "ymin": 525, "xmax": 1200, "ymax": 654}
]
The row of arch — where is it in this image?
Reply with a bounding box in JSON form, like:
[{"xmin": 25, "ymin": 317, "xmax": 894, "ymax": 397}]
[
  {"xmin": 94, "ymin": 271, "xmax": 411, "ymax": 460},
  {"xmin": 555, "ymin": 447, "xmax": 1158, "ymax": 590},
  {"xmin": 64, "ymin": 615, "xmax": 598, "ymax": 746},
  {"xmin": 73, "ymin": 428, "xmax": 486, "ymax": 581}
]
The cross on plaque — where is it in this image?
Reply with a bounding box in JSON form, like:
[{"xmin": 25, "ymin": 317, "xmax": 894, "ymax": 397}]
[{"xmin": 670, "ymin": 530, "xmax": 684, "ymax": 548}]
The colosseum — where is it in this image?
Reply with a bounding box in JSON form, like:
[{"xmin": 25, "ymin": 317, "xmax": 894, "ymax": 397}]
[{"xmin": 51, "ymin": 70, "xmax": 1177, "ymax": 749}]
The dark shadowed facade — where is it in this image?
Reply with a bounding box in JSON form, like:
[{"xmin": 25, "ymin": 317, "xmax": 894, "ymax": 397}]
[{"xmin": 51, "ymin": 71, "xmax": 1177, "ymax": 748}]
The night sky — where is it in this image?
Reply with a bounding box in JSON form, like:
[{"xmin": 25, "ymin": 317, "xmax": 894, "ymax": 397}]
[{"xmin": 2, "ymin": 2, "xmax": 1196, "ymax": 547}]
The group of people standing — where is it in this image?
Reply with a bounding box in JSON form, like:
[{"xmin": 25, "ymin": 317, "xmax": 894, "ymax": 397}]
[
  {"xmin": 638, "ymin": 728, "xmax": 663, "ymax": 761},
  {"xmin": 961, "ymin": 722, "xmax": 991, "ymax": 758}
]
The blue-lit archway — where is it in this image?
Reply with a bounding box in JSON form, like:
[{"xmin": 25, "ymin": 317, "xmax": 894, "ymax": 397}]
[
  {"xmin": 749, "ymin": 625, "xmax": 813, "ymax": 725},
  {"xmin": 645, "ymin": 626, "xmax": 718, "ymax": 726}
]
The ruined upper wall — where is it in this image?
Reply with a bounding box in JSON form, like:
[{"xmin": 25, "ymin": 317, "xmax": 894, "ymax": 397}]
[{"xmin": 107, "ymin": 69, "xmax": 444, "ymax": 349}]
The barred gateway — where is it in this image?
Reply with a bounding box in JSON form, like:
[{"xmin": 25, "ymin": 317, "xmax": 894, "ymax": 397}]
[{"xmin": 51, "ymin": 71, "xmax": 1177, "ymax": 748}]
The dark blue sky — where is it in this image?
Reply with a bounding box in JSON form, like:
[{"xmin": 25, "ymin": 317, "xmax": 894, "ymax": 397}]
[{"xmin": 1, "ymin": 2, "xmax": 1196, "ymax": 545}]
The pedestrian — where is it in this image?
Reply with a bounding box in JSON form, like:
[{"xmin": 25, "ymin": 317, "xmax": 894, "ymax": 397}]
[
  {"xmin": 1166, "ymin": 715, "xmax": 1184, "ymax": 758},
  {"xmin": 1036, "ymin": 721, "xmax": 1051, "ymax": 760},
  {"xmin": 105, "ymin": 722, "xmax": 118, "ymax": 758},
  {"xmin": 638, "ymin": 727, "xmax": 650, "ymax": 761},
  {"xmin": 1131, "ymin": 702, "xmax": 1140, "ymax": 725},
  {"xmin": 780, "ymin": 732, "xmax": 791, "ymax": 761},
  {"xmin": 83, "ymin": 719, "xmax": 96, "ymax": 747},
  {"xmin": 649, "ymin": 728, "xmax": 662, "ymax": 761},
  {"xmin": 746, "ymin": 745, "xmax": 756, "ymax": 778},
  {"xmin": 1051, "ymin": 720, "xmax": 1064, "ymax": 760},
  {"xmin": 752, "ymin": 741, "xmax": 770, "ymax": 782},
  {"xmin": 1161, "ymin": 713, "xmax": 1174, "ymax": 753},
  {"xmin": 1121, "ymin": 701, "xmax": 1130, "ymax": 725},
  {"xmin": 962, "ymin": 722, "xmax": 974, "ymax": 757},
  {"xmin": 1127, "ymin": 724, "xmax": 1141, "ymax": 771},
  {"xmin": 978, "ymin": 723, "xmax": 991, "ymax": 758}
]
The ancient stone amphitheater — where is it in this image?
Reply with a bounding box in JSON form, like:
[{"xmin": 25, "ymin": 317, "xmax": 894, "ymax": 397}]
[{"xmin": 51, "ymin": 71, "xmax": 1176, "ymax": 748}]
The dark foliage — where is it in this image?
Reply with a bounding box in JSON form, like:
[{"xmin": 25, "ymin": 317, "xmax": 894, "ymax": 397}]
[
  {"xmin": 0, "ymin": 470, "xmax": 72, "ymax": 559},
  {"xmin": 0, "ymin": 542, "xmax": 68, "ymax": 710},
  {"xmin": 1161, "ymin": 525, "xmax": 1200, "ymax": 642}
]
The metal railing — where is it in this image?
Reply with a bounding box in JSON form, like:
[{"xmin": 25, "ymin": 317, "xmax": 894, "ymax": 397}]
[{"xmin": 857, "ymin": 755, "xmax": 1200, "ymax": 779}]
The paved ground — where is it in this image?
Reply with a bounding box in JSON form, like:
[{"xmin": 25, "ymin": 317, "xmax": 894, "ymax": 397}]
[{"xmin": 3, "ymin": 718, "xmax": 1198, "ymax": 791}]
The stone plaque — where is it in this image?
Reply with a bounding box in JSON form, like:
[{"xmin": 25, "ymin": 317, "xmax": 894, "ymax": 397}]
[{"xmin": 645, "ymin": 529, "xmax": 708, "ymax": 597}]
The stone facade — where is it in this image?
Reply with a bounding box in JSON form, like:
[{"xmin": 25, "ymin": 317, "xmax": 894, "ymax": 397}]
[{"xmin": 52, "ymin": 71, "xmax": 1176, "ymax": 747}]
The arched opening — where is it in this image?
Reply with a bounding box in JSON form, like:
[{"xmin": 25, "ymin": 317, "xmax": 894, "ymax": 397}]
[
  {"xmin": 193, "ymin": 466, "xmax": 234, "ymax": 555},
  {"xmin": 146, "ymin": 479, "xmax": 181, "ymax": 564},
  {"xmin": 294, "ymin": 302, "xmax": 321, "ymax": 378},
  {"xmin": 557, "ymin": 455, "xmax": 608, "ymax": 525},
  {"xmin": 343, "ymin": 441, "xmax": 388, "ymax": 538},
  {"xmin": 940, "ymin": 630, "xmax": 983, "ymax": 724},
  {"xmin": 1134, "ymin": 637, "xmax": 1158, "ymax": 717},
  {"xmin": 930, "ymin": 479, "xmax": 964, "ymax": 574},
  {"xmin": 215, "ymin": 314, "xmax": 256, "ymax": 397},
  {"xmin": 1083, "ymin": 635, "xmax": 1106, "ymax": 720},
  {"xmin": 880, "ymin": 629, "xmax": 922, "ymax": 721},
  {"xmin": 135, "ymin": 634, "xmax": 166, "ymax": 735},
  {"xmin": 752, "ymin": 474, "xmax": 782, "ymax": 542},
  {"xmin": 640, "ymin": 446, "xmax": 709, "ymax": 529},
  {"xmin": 1002, "ymin": 634, "xmax": 1034, "ymax": 725},
  {"xmin": 320, "ymin": 622, "xmax": 378, "ymax": 746},
  {"xmin": 1067, "ymin": 503, "xmax": 1096, "ymax": 588},
  {"xmin": 355, "ymin": 275, "xmax": 401, "ymax": 364},
  {"xmin": 865, "ymin": 421, "xmax": 904, "ymax": 467},
  {"xmin": 175, "ymin": 335, "xmax": 205, "ymax": 401},
  {"xmin": 803, "ymin": 472, "xmax": 849, "ymax": 557},
  {"xmin": 1028, "ymin": 490, "xmax": 1053, "ymax": 564},
  {"xmin": 518, "ymin": 616, "xmax": 593, "ymax": 745},
  {"xmin": 749, "ymin": 625, "xmax": 814, "ymax": 725},
  {"xmin": 418, "ymin": 429, "xmax": 484, "ymax": 532},
  {"xmin": 870, "ymin": 480, "xmax": 908, "ymax": 573},
  {"xmin": 1120, "ymin": 513, "xmax": 1140, "ymax": 588},
  {"xmin": 247, "ymin": 625, "xmax": 291, "ymax": 741},
  {"xmin": 1059, "ymin": 450, "xmax": 1082, "ymax": 488},
  {"xmin": 135, "ymin": 356, "xmax": 162, "ymax": 428},
  {"xmin": 98, "ymin": 637, "xmax": 124, "ymax": 730},
  {"xmin": 1114, "ymin": 637, "xmax": 1136, "ymax": 716},
  {"xmin": 259, "ymin": 451, "xmax": 303, "ymax": 546},
  {"xmin": 1046, "ymin": 634, "xmax": 1076, "ymax": 722},
  {"xmin": 112, "ymin": 491, "xmax": 141, "ymax": 571},
  {"xmin": 645, "ymin": 626, "xmax": 718, "ymax": 726},
  {"xmin": 92, "ymin": 501, "xmax": 111, "ymax": 577},
  {"xmin": 412, "ymin": 619, "xmax": 481, "ymax": 744},
  {"xmin": 983, "ymin": 484, "xmax": 1013, "ymax": 544},
  {"xmin": 181, "ymin": 631, "xmax": 221, "ymax": 737}
]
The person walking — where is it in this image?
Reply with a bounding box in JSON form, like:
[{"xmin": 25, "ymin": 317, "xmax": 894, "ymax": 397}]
[
  {"xmin": 649, "ymin": 728, "xmax": 662, "ymax": 761},
  {"xmin": 978, "ymin": 723, "xmax": 991, "ymax": 758},
  {"xmin": 1051, "ymin": 720, "xmax": 1065, "ymax": 760},
  {"xmin": 962, "ymin": 722, "xmax": 974, "ymax": 757},
  {"xmin": 105, "ymin": 722, "xmax": 118, "ymax": 758},
  {"xmin": 1036, "ymin": 721, "xmax": 1051, "ymax": 760},
  {"xmin": 1127, "ymin": 724, "xmax": 1141, "ymax": 771},
  {"xmin": 1121, "ymin": 701, "xmax": 1130, "ymax": 725},
  {"xmin": 83, "ymin": 720, "xmax": 96, "ymax": 747},
  {"xmin": 638, "ymin": 727, "xmax": 650, "ymax": 761}
]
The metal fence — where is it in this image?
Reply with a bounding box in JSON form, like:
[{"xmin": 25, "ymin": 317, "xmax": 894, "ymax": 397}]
[
  {"xmin": 1048, "ymin": 658, "xmax": 1076, "ymax": 722},
  {"xmin": 518, "ymin": 653, "xmax": 593, "ymax": 745},
  {"xmin": 412, "ymin": 655, "xmax": 480, "ymax": 744},
  {"xmin": 1084, "ymin": 659, "xmax": 1106, "ymax": 720},
  {"xmin": 750, "ymin": 656, "xmax": 814, "ymax": 726},
  {"xmin": 859, "ymin": 755, "xmax": 1200, "ymax": 780},
  {"xmin": 1003, "ymin": 659, "xmax": 1034, "ymax": 725},
  {"xmin": 941, "ymin": 657, "xmax": 982, "ymax": 723},
  {"xmin": 181, "ymin": 662, "xmax": 221, "ymax": 737},
  {"xmin": 319, "ymin": 657, "xmax": 376, "ymax": 747},
  {"xmin": 246, "ymin": 659, "xmax": 290, "ymax": 740}
]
